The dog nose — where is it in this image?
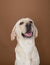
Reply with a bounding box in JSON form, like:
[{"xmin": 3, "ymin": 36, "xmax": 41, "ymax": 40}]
[{"xmin": 26, "ymin": 23, "xmax": 31, "ymax": 32}]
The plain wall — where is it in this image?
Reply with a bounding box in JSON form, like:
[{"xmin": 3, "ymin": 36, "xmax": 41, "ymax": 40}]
[{"xmin": 0, "ymin": 0, "xmax": 50, "ymax": 65}]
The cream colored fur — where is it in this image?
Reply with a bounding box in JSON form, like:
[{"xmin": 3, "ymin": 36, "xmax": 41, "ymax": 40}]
[{"xmin": 11, "ymin": 18, "xmax": 40, "ymax": 65}]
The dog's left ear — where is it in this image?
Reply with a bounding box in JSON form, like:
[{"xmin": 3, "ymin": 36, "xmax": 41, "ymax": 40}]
[
  {"xmin": 11, "ymin": 25, "xmax": 16, "ymax": 41},
  {"xmin": 34, "ymin": 25, "xmax": 38, "ymax": 38}
]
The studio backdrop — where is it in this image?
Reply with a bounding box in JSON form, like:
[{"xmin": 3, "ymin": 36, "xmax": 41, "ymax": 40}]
[{"xmin": 0, "ymin": 0, "xmax": 50, "ymax": 65}]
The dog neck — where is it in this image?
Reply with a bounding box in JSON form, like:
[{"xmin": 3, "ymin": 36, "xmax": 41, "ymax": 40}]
[{"xmin": 16, "ymin": 37, "xmax": 36, "ymax": 54}]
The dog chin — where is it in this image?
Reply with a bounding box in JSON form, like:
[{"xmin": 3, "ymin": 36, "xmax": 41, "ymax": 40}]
[{"xmin": 21, "ymin": 32, "xmax": 33, "ymax": 38}]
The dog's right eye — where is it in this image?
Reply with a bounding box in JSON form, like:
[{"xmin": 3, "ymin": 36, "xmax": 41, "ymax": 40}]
[{"xmin": 19, "ymin": 22, "xmax": 24, "ymax": 25}]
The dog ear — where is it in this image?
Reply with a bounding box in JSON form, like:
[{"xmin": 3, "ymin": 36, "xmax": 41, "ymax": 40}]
[
  {"xmin": 11, "ymin": 25, "xmax": 16, "ymax": 41},
  {"xmin": 34, "ymin": 25, "xmax": 38, "ymax": 38}
]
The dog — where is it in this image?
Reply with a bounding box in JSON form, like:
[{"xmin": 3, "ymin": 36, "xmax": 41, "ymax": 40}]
[{"xmin": 11, "ymin": 18, "xmax": 40, "ymax": 65}]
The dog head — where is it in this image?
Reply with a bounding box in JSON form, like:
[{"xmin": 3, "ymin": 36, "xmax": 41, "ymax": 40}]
[{"xmin": 11, "ymin": 18, "xmax": 38, "ymax": 41}]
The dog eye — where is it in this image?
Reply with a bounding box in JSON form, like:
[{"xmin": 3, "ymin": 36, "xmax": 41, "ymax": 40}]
[
  {"xmin": 19, "ymin": 22, "xmax": 24, "ymax": 25},
  {"xmin": 29, "ymin": 21, "xmax": 32, "ymax": 23}
]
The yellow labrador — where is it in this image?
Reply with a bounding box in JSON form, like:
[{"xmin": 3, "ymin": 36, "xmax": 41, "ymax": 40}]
[{"xmin": 11, "ymin": 18, "xmax": 40, "ymax": 65}]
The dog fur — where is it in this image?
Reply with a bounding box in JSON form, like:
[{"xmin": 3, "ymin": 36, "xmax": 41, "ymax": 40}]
[{"xmin": 11, "ymin": 18, "xmax": 40, "ymax": 65}]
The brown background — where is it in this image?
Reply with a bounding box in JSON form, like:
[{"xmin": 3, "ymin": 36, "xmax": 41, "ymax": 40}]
[{"xmin": 0, "ymin": 0, "xmax": 50, "ymax": 65}]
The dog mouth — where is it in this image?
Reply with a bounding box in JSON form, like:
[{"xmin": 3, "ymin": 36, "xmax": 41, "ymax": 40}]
[{"xmin": 22, "ymin": 31, "xmax": 33, "ymax": 38}]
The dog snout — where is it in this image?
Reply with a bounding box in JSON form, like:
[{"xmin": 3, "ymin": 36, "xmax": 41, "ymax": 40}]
[{"xmin": 26, "ymin": 23, "xmax": 32, "ymax": 32}]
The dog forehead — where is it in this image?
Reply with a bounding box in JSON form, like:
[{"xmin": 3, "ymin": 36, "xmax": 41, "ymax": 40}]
[
  {"xmin": 17, "ymin": 18, "xmax": 33, "ymax": 24},
  {"xmin": 19, "ymin": 18, "xmax": 33, "ymax": 22}
]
